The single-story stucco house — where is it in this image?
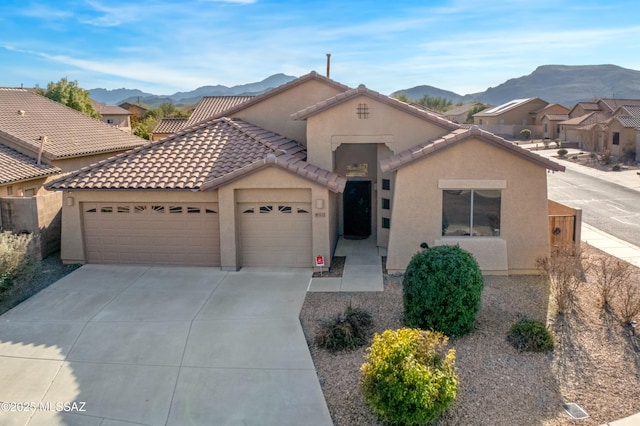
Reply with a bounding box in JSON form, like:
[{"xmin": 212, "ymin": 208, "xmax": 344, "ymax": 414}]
[{"xmin": 47, "ymin": 72, "xmax": 564, "ymax": 274}]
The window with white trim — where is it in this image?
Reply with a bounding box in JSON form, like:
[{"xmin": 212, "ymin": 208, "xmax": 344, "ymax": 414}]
[{"xmin": 442, "ymin": 189, "xmax": 501, "ymax": 237}]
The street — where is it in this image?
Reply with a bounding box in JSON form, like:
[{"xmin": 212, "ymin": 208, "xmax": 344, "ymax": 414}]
[{"xmin": 547, "ymin": 168, "xmax": 640, "ymax": 247}]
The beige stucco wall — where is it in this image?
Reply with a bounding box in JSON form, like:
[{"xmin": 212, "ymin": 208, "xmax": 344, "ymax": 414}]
[
  {"xmin": 232, "ymin": 79, "xmax": 344, "ymax": 146},
  {"xmin": 59, "ymin": 190, "xmax": 219, "ymax": 264},
  {"xmin": 386, "ymin": 138, "xmax": 551, "ymax": 274},
  {"xmin": 605, "ymin": 121, "xmax": 636, "ymax": 158},
  {"xmin": 214, "ymin": 166, "xmax": 333, "ymax": 269},
  {"xmin": 474, "ymin": 99, "xmax": 548, "ymax": 126},
  {"xmin": 52, "ymin": 151, "xmax": 135, "ymax": 173},
  {"xmin": 304, "ymin": 95, "xmax": 451, "ymax": 171}
]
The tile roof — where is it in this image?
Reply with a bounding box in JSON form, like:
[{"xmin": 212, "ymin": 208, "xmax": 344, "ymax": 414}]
[
  {"xmin": 46, "ymin": 117, "xmax": 345, "ymax": 193},
  {"xmin": 599, "ymin": 98, "xmax": 640, "ymax": 113},
  {"xmin": 90, "ymin": 100, "xmax": 130, "ymax": 116},
  {"xmin": 152, "ymin": 117, "xmax": 189, "ymax": 134},
  {"xmin": 203, "ymin": 71, "xmax": 352, "ymax": 121},
  {"xmin": 291, "ymin": 85, "xmax": 459, "ymax": 130},
  {"xmin": 474, "ymin": 98, "xmax": 545, "ymax": 116},
  {"xmin": 612, "ymin": 116, "xmax": 640, "ymax": 128},
  {"xmin": 186, "ymin": 96, "xmax": 254, "ymax": 127},
  {"xmin": 380, "ymin": 126, "xmax": 564, "ymax": 173},
  {"xmin": 0, "ymin": 88, "xmax": 147, "ymax": 160},
  {"xmin": 559, "ymin": 112, "xmax": 606, "ymax": 126},
  {"xmin": 0, "ymin": 143, "xmax": 61, "ymax": 185},
  {"xmin": 544, "ymin": 114, "xmax": 569, "ymax": 121}
]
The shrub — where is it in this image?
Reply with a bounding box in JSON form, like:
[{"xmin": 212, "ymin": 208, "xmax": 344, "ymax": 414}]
[
  {"xmin": 520, "ymin": 128, "xmax": 532, "ymax": 140},
  {"xmin": 557, "ymin": 148, "xmax": 568, "ymax": 157},
  {"xmin": 600, "ymin": 149, "xmax": 613, "ymax": 165},
  {"xmin": 403, "ymin": 245, "xmax": 483, "ymax": 336},
  {"xmin": 360, "ymin": 328, "xmax": 458, "ymax": 425},
  {"xmin": 0, "ymin": 232, "xmax": 38, "ymax": 295},
  {"xmin": 612, "ymin": 164, "xmax": 621, "ymax": 171},
  {"xmin": 592, "ymin": 253, "xmax": 632, "ymax": 308},
  {"xmin": 316, "ymin": 304, "xmax": 372, "ymax": 353},
  {"xmin": 537, "ymin": 247, "xmax": 586, "ymax": 315},
  {"xmin": 507, "ymin": 317, "xmax": 554, "ymax": 352},
  {"xmin": 615, "ymin": 277, "xmax": 640, "ymax": 325}
]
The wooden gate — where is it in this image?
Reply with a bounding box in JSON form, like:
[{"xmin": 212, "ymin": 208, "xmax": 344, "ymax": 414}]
[{"xmin": 549, "ymin": 215, "xmax": 576, "ymax": 249}]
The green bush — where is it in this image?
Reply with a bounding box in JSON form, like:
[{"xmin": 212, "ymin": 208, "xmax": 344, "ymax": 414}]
[
  {"xmin": 316, "ymin": 305, "xmax": 372, "ymax": 353},
  {"xmin": 360, "ymin": 328, "xmax": 459, "ymax": 425},
  {"xmin": 0, "ymin": 232, "xmax": 38, "ymax": 294},
  {"xmin": 507, "ymin": 317, "xmax": 554, "ymax": 352},
  {"xmin": 403, "ymin": 245, "xmax": 484, "ymax": 336},
  {"xmin": 612, "ymin": 164, "xmax": 621, "ymax": 171},
  {"xmin": 557, "ymin": 148, "xmax": 568, "ymax": 157}
]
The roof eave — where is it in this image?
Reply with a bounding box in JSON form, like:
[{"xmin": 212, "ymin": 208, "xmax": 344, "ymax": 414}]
[
  {"xmin": 200, "ymin": 155, "xmax": 346, "ymax": 193},
  {"xmin": 381, "ymin": 127, "xmax": 565, "ymax": 173}
]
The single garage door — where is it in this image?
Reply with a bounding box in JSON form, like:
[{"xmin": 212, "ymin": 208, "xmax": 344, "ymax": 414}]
[
  {"xmin": 238, "ymin": 202, "xmax": 312, "ymax": 267},
  {"xmin": 82, "ymin": 202, "xmax": 220, "ymax": 266}
]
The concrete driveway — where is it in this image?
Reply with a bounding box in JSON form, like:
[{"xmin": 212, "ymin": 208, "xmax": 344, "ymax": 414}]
[{"xmin": 0, "ymin": 265, "xmax": 332, "ymax": 426}]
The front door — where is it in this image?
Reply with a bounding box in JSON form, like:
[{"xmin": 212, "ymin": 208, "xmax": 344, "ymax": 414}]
[{"xmin": 343, "ymin": 181, "xmax": 371, "ymax": 238}]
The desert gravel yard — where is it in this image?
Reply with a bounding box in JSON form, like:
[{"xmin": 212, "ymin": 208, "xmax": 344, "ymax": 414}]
[{"xmin": 300, "ymin": 247, "xmax": 640, "ymax": 426}]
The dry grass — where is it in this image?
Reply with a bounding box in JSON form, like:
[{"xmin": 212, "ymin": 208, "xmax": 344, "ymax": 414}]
[{"xmin": 300, "ymin": 244, "xmax": 640, "ymax": 425}]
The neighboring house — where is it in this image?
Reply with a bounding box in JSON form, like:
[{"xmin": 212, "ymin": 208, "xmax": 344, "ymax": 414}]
[
  {"xmin": 604, "ymin": 106, "xmax": 640, "ymax": 158},
  {"xmin": 473, "ymin": 98, "xmax": 549, "ymax": 138},
  {"xmin": 443, "ymin": 103, "xmax": 483, "ymax": 124},
  {"xmin": 560, "ymin": 99, "xmax": 640, "ymax": 158},
  {"xmin": 47, "ymin": 72, "xmax": 563, "ymax": 274},
  {"xmin": 151, "ymin": 96, "xmax": 254, "ymax": 140},
  {"xmin": 151, "ymin": 118, "xmax": 188, "ymax": 141},
  {"xmin": 91, "ymin": 100, "xmax": 132, "ymax": 133},
  {"xmin": 118, "ymin": 102, "xmax": 149, "ymax": 121},
  {"xmin": 0, "ymin": 88, "xmax": 147, "ymax": 254}
]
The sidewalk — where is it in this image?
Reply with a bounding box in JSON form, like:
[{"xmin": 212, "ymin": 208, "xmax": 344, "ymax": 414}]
[
  {"xmin": 522, "ymin": 144, "xmax": 640, "ymax": 193},
  {"xmin": 525, "ymin": 144, "xmax": 640, "ymax": 426}
]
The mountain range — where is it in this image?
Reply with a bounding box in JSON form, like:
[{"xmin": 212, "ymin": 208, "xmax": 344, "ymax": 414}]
[
  {"xmin": 89, "ymin": 73, "xmax": 297, "ymax": 107},
  {"xmin": 89, "ymin": 64, "xmax": 640, "ymax": 108}
]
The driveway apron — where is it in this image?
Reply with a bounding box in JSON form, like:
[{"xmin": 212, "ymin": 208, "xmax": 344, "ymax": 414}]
[{"xmin": 0, "ymin": 265, "xmax": 332, "ymax": 426}]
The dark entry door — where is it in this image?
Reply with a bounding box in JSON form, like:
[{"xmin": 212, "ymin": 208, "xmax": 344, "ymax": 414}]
[{"xmin": 344, "ymin": 181, "xmax": 371, "ymax": 238}]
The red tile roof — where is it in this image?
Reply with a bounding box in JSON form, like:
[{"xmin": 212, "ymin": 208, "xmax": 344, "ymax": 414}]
[
  {"xmin": 380, "ymin": 126, "xmax": 565, "ymax": 173},
  {"xmin": 291, "ymin": 84, "xmax": 459, "ymax": 130},
  {"xmin": 203, "ymin": 72, "xmax": 351, "ymax": 121},
  {"xmin": 0, "ymin": 89, "xmax": 147, "ymax": 160},
  {"xmin": 152, "ymin": 117, "xmax": 189, "ymax": 134},
  {"xmin": 46, "ymin": 117, "xmax": 345, "ymax": 192},
  {"xmin": 90, "ymin": 100, "xmax": 131, "ymax": 116},
  {"xmin": 186, "ymin": 96, "xmax": 254, "ymax": 127},
  {"xmin": 0, "ymin": 143, "xmax": 61, "ymax": 185}
]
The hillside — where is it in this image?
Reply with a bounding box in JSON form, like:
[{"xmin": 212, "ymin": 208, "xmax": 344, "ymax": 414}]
[
  {"xmin": 89, "ymin": 73, "xmax": 296, "ymax": 107},
  {"xmin": 394, "ymin": 64, "xmax": 640, "ymax": 106}
]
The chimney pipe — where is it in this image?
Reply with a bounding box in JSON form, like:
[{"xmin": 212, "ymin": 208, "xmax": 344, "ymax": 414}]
[
  {"xmin": 38, "ymin": 136, "xmax": 47, "ymax": 165},
  {"xmin": 326, "ymin": 53, "xmax": 331, "ymax": 78}
]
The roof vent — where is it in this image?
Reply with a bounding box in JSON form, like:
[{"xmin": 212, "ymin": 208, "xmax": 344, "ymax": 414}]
[{"xmin": 18, "ymin": 110, "xmax": 26, "ymax": 116}]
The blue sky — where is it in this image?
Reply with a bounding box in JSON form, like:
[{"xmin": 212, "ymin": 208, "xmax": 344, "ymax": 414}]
[{"xmin": 1, "ymin": 0, "xmax": 639, "ymax": 96}]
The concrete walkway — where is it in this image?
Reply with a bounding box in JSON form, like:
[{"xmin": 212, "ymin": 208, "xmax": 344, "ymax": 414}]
[
  {"xmin": 308, "ymin": 236, "xmax": 384, "ymax": 292},
  {"xmin": 0, "ymin": 266, "xmax": 332, "ymax": 426}
]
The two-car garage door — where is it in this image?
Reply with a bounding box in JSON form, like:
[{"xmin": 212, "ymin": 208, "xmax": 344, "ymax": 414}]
[
  {"xmin": 82, "ymin": 202, "xmax": 220, "ymax": 266},
  {"xmin": 81, "ymin": 195, "xmax": 313, "ymax": 268}
]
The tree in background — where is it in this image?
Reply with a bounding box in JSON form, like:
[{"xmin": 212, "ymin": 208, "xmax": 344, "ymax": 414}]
[
  {"xmin": 132, "ymin": 102, "xmax": 191, "ymax": 140},
  {"xmin": 392, "ymin": 93, "xmax": 453, "ymax": 113},
  {"xmin": 465, "ymin": 103, "xmax": 489, "ymax": 123},
  {"xmin": 36, "ymin": 78, "xmax": 100, "ymax": 119},
  {"xmin": 417, "ymin": 94, "xmax": 452, "ymax": 113}
]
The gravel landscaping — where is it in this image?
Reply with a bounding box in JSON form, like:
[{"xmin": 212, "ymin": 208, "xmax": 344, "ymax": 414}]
[
  {"xmin": 0, "ymin": 251, "xmax": 80, "ymax": 316},
  {"xmin": 300, "ymin": 245, "xmax": 640, "ymax": 425}
]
